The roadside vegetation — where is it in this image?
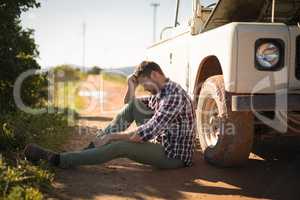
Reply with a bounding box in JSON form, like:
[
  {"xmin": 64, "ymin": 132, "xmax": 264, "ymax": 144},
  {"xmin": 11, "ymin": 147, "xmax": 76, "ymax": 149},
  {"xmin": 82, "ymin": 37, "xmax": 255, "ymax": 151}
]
[
  {"xmin": 0, "ymin": 1, "xmax": 74, "ymax": 199},
  {"xmin": 50, "ymin": 65, "xmax": 134, "ymax": 113},
  {"xmin": 102, "ymin": 72, "xmax": 146, "ymax": 94},
  {"xmin": 0, "ymin": 1, "xmax": 137, "ymax": 198},
  {"xmin": 102, "ymin": 72, "xmax": 127, "ymax": 85},
  {"xmin": 50, "ymin": 65, "xmax": 87, "ymax": 112}
]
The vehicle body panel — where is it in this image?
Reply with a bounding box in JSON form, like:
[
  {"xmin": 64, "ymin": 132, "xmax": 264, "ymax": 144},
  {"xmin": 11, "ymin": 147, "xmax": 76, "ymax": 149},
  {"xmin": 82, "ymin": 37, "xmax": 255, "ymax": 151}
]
[{"xmin": 146, "ymin": 0, "xmax": 300, "ymax": 111}]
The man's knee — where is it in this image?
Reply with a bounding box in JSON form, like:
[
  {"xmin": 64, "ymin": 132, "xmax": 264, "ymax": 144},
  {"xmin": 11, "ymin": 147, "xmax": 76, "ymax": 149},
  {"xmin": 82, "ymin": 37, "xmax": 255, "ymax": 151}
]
[
  {"xmin": 132, "ymin": 99, "xmax": 149, "ymax": 113},
  {"xmin": 108, "ymin": 141, "xmax": 132, "ymax": 155},
  {"xmin": 131, "ymin": 99, "xmax": 154, "ymax": 125}
]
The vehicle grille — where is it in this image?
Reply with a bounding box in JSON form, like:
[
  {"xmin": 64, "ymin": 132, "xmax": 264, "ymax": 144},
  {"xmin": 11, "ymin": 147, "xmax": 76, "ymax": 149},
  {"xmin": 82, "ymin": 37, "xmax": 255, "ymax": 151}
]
[{"xmin": 296, "ymin": 36, "xmax": 300, "ymax": 80}]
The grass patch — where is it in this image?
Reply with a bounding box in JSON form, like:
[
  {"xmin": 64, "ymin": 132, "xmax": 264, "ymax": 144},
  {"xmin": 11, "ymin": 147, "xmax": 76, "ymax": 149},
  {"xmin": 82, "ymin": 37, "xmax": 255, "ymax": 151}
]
[
  {"xmin": 53, "ymin": 81, "xmax": 86, "ymax": 113},
  {"xmin": 0, "ymin": 155, "xmax": 53, "ymax": 200},
  {"xmin": 0, "ymin": 110, "xmax": 75, "ymax": 199},
  {"xmin": 0, "ymin": 111, "xmax": 74, "ymax": 152},
  {"xmin": 101, "ymin": 72, "xmax": 127, "ymax": 85}
]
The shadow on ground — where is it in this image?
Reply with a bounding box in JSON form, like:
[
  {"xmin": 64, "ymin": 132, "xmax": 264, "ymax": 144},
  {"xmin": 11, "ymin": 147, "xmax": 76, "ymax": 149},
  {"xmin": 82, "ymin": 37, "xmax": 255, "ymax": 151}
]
[{"xmin": 50, "ymin": 150, "xmax": 300, "ymax": 200}]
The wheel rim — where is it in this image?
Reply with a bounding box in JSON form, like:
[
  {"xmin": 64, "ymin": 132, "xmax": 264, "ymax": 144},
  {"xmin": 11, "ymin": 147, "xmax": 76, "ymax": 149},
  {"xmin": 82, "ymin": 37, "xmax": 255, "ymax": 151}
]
[{"xmin": 200, "ymin": 96, "xmax": 222, "ymax": 147}]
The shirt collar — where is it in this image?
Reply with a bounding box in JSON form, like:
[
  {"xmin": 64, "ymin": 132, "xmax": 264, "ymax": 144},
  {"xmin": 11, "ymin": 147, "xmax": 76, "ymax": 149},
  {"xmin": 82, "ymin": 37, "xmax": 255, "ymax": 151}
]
[{"xmin": 157, "ymin": 78, "xmax": 171, "ymax": 99}]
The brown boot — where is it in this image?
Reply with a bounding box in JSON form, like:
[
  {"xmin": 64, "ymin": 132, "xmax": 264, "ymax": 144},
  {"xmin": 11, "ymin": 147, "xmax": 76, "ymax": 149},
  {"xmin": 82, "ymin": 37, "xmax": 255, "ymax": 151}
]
[{"xmin": 24, "ymin": 144, "xmax": 60, "ymax": 166}]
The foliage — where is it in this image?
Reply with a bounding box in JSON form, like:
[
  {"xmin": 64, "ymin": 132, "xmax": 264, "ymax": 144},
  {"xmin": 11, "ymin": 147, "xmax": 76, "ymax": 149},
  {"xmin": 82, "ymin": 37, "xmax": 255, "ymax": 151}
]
[
  {"xmin": 0, "ymin": 0, "xmax": 47, "ymax": 115},
  {"xmin": 0, "ymin": 110, "xmax": 74, "ymax": 152},
  {"xmin": 50, "ymin": 65, "xmax": 87, "ymax": 82},
  {"xmin": 0, "ymin": 110, "xmax": 74, "ymax": 199},
  {"xmin": 0, "ymin": 155, "xmax": 53, "ymax": 200},
  {"xmin": 87, "ymin": 66, "xmax": 103, "ymax": 75},
  {"xmin": 49, "ymin": 65, "xmax": 87, "ymax": 113},
  {"xmin": 0, "ymin": 1, "xmax": 80, "ymax": 199},
  {"xmin": 102, "ymin": 72, "xmax": 126, "ymax": 85},
  {"xmin": 53, "ymin": 81, "xmax": 86, "ymax": 112}
]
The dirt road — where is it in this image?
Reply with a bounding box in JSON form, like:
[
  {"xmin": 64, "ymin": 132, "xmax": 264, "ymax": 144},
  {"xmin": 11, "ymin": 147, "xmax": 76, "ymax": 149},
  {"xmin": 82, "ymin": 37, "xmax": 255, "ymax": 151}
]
[{"xmin": 50, "ymin": 75, "xmax": 300, "ymax": 200}]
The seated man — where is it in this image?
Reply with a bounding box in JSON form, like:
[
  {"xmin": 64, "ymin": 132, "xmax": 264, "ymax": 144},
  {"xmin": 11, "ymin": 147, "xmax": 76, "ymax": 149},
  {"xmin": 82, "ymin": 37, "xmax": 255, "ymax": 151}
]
[{"xmin": 24, "ymin": 61, "xmax": 196, "ymax": 169}]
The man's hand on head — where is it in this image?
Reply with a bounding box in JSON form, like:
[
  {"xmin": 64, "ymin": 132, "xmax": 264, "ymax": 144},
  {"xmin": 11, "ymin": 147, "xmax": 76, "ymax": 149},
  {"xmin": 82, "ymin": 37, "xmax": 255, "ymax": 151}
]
[
  {"xmin": 124, "ymin": 74, "xmax": 139, "ymax": 104},
  {"xmin": 127, "ymin": 74, "xmax": 138, "ymax": 90}
]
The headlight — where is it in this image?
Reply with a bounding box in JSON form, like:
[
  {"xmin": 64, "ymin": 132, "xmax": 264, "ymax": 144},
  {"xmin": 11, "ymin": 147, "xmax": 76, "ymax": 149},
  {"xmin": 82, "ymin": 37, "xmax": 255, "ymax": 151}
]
[
  {"xmin": 255, "ymin": 39, "xmax": 284, "ymax": 71},
  {"xmin": 256, "ymin": 43, "xmax": 279, "ymax": 67}
]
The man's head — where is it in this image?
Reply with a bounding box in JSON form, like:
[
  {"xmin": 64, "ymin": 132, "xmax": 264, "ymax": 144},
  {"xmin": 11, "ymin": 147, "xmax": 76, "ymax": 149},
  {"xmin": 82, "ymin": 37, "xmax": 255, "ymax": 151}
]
[{"xmin": 134, "ymin": 61, "xmax": 166, "ymax": 95}]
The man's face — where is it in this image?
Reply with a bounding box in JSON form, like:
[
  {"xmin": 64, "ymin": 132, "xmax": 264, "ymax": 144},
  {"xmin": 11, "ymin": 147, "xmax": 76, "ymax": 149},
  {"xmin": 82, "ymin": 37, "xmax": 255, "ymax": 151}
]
[{"xmin": 137, "ymin": 74, "xmax": 160, "ymax": 95}]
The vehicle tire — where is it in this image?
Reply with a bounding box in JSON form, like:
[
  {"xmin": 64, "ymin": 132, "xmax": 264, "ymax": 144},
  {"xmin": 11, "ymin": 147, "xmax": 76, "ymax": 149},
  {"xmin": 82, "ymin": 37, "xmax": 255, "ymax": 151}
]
[{"xmin": 196, "ymin": 75, "xmax": 254, "ymax": 167}]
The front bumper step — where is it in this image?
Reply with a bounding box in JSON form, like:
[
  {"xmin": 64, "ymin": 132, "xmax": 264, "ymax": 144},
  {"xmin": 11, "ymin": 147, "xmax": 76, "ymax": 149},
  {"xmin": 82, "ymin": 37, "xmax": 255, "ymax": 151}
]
[{"xmin": 232, "ymin": 94, "xmax": 300, "ymax": 111}]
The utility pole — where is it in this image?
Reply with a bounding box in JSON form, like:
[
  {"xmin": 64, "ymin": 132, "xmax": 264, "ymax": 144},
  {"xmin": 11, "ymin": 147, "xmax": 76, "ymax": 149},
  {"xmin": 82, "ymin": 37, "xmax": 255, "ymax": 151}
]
[
  {"xmin": 82, "ymin": 22, "xmax": 86, "ymax": 71},
  {"xmin": 150, "ymin": 2, "xmax": 160, "ymax": 43}
]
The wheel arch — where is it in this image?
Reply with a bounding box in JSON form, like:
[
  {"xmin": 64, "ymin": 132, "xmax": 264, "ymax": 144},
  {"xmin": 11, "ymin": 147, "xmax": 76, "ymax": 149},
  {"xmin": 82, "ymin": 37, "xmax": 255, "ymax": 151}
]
[{"xmin": 192, "ymin": 55, "xmax": 223, "ymax": 107}]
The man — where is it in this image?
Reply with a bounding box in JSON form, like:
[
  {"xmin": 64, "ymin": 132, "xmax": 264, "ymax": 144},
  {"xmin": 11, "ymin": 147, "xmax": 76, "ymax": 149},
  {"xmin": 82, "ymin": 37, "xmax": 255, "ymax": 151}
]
[{"xmin": 24, "ymin": 61, "xmax": 196, "ymax": 169}]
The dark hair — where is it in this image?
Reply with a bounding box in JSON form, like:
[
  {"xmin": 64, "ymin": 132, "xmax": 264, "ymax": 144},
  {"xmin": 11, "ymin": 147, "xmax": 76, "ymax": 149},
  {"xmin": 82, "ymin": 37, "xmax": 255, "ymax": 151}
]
[{"xmin": 134, "ymin": 61, "xmax": 164, "ymax": 78}]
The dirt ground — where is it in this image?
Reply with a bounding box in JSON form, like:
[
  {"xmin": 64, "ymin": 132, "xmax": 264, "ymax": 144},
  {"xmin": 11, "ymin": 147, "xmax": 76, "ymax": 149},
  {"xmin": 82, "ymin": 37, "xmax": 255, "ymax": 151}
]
[{"xmin": 49, "ymin": 75, "xmax": 300, "ymax": 200}]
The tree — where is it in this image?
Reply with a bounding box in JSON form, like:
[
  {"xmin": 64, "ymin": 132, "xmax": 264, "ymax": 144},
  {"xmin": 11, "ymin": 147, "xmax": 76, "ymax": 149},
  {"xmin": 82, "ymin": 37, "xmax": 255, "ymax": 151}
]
[
  {"xmin": 0, "ymin": 0, "xmax": 46, "ymax": 115},
  {"xmin": 88, "ymin": 66, "xmax": 103, "ymax": 75},
  {"xmin": 51, "ymin": 65, "xmax": 83, "ymax": 82}
]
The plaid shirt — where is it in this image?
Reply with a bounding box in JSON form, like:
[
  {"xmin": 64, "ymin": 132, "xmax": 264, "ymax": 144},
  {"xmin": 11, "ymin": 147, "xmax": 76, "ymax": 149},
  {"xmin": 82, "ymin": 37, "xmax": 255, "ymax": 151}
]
[{"xmin": 137, "ymin": 80, "xmax": 196, "ymax": 166}]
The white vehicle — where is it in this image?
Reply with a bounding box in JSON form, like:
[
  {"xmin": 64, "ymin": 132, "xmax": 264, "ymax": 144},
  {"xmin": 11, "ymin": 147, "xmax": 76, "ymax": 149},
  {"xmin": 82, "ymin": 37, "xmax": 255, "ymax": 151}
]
[{"xmin": 146, "ymin": 0, "xmax": 300, "ymax": 166}]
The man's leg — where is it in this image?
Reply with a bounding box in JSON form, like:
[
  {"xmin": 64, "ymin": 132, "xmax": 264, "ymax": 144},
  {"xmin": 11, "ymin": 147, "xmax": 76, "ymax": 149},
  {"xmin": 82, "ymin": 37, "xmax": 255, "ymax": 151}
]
[
  {"xmin": 97, "ymin": 99, "xmax": 154, "ymax": 137},
  {"xmin": 61, "ymin": 141, "xmax": 184, "ymax": 169}
]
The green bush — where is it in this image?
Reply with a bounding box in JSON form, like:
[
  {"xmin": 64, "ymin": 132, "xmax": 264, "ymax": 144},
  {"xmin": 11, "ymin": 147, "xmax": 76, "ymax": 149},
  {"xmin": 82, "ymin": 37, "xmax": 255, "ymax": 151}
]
[
  {"xmin": 50, "ymin": 65, "xmax": 87, "ymax": 82},
  {"xmin": 87, "ymin": 66, "xmax": 103, "ymax": 75},
  {"xmin": 0, "ymin": 0, "xmax": 47, "ymax": 115},
  {"xmin": 0, "ymin": 1, "xmax": 79, "ymax": 199},
  {"xmin": 0, "ymin": 156, "xmax": 53, "ymax": 200},
  {"xmin": 0, "ymin": 110, "xmax": 75, "ymax": 199},
  {"xmin": 0, "ymin": 110, "xmax": 74, "ymax": 152}
]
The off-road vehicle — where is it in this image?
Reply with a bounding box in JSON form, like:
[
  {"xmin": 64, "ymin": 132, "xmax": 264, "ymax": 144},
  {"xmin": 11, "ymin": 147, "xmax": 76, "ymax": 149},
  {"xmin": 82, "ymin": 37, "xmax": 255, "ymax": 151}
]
[{"xmin": 147, "ymin": 0, "xmax": 300, "ymax": 166}]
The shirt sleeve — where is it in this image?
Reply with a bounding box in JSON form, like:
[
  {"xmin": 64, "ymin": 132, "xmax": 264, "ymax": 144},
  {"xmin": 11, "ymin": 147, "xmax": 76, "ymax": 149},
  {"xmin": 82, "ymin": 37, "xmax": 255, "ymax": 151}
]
[
  {"xmin": 137, "ymin": 94, "xmax": 185, "ymax": 141},
  {"xmin": 138, "ymin": 96, "xmax": 152, "ymax": 108}
]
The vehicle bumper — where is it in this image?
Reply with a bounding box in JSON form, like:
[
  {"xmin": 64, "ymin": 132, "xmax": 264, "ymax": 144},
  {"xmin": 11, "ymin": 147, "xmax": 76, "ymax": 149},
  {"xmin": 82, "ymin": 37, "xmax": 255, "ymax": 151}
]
[{"xmin": 231, "ymin": 94, "xmax": 300, "ymax": 111}]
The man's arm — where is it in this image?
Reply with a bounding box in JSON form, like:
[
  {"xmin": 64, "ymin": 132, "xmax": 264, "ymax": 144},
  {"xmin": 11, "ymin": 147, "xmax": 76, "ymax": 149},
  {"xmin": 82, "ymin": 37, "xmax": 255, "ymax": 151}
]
[
  {"xmin": 109, "ymin": 131, "xmax": 143, "ymax": 142},
  {"xmin": 136, "ymin": 94, "xmax": 185, "ymax": 142},
  {"xmin": 93, "ymin": 93, "xmax": 185, "ymax": 147},
  {"xmin": 93, "ymin": 131, "xmax": 143, "ymax": 148},
  {"xmin": 124, "ymin": 74, "xmax": 138, "ymax": 104}
]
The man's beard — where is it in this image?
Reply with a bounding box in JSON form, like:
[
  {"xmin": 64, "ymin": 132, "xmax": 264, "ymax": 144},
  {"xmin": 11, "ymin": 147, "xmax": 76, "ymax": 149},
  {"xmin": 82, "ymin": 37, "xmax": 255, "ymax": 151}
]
[
  {"xmin": 144, "ymin": 79, "xmax": 160, "ymax": 95},
  {"xmin": 146, "ymin": 87, "xmax": 158, "ymax": 95}
]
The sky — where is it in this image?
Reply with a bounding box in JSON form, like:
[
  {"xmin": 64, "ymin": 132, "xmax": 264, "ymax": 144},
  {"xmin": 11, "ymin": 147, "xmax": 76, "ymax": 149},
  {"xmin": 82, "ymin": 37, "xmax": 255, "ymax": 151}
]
[{"xmin": 21, "ymin": 0, "xmax": 215, "ymax": 68}]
